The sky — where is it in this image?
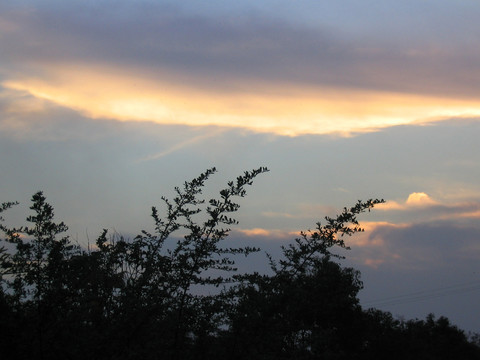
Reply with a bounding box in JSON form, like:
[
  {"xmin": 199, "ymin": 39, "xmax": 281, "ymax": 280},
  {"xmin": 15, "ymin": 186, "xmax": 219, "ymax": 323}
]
[{"xmin": 1, "ymin": 0, "xmax": 480, "ymax": 332}]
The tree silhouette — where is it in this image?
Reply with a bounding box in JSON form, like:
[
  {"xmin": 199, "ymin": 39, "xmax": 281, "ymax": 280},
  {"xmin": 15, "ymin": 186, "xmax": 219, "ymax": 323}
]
[{"xmin": 0, "ymin": 169, "xmax": 479, "ymax": 360}]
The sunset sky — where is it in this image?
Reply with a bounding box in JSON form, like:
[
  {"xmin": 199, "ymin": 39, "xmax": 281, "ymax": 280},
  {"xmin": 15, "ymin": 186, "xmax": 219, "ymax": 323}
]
[{"xmin": 1, "ymin": 0, "xmax": 480, "ymax": 332}]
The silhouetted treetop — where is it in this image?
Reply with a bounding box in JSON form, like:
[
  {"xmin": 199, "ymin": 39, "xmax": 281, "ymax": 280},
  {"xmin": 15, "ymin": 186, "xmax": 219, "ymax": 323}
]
[{"xmin": 0, "ymin": 168, "xmax": 478, "ymax": 360}]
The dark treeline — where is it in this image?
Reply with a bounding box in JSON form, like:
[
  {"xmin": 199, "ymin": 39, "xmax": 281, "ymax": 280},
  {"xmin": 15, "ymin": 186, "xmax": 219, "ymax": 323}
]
[{"xmin": 1, "ymin": 167, "xmax": 479, "ymax": 359}]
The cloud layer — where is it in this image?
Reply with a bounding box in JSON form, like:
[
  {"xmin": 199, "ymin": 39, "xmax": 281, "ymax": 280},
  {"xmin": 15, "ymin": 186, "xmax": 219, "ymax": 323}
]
[{"xmin": 2, "ymin": 1, "xmax": 480, "ymax": 135}]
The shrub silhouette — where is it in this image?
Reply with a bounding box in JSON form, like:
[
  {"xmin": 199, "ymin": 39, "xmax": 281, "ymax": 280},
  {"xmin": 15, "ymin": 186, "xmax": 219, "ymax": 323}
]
[{"xmin": 0, "ymin": 168, "xmax": 479, "ymax": 359}]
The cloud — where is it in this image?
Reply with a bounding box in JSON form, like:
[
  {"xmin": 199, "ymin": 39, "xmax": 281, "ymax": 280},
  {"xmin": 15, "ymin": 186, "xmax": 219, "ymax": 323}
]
[
  {"xmin": 405, "ymin": 192, "xmax": 438, "ymax": 206},
  {"xmin": 237, "ymin": 194, "xmax": 480, "ymax": 272},
  {"xmin": 235, "ymin": 228, "xmax": 298, "ymax": 240},
  {"xmin": 233, "ymin": 217, "xmax": 480, "ymax": 274},
  {"xmin": 375, "ymin": 222, "xmax": 480, "ymax": 259},
  {"xmin": 2, "ymin": 2, "xmax": 480, "ymax": 136},
  {"xmin": 363, "ymin": 258, "xmax": 385, "ymax": 269},
  {"xmin": 377, "ymin": 193, "xmax": 480, "ymax": 224},
  {"xmin": 378, "ymin": 192, "xmax": 439, "ymax": 211},
  {"xmin": 343, "ymin": 191, "xmax": 480, "ymax": 270},
  {"xmin": 3, "ymin": 1, "xmax": 480, "ymax": 97},
  {"xmin": 6, "ymin": 66, "xmax": 480, "ymax": 137},
  {"xmin": 0, "ymin": 86, "xmax": 115, "ymax": 142}
]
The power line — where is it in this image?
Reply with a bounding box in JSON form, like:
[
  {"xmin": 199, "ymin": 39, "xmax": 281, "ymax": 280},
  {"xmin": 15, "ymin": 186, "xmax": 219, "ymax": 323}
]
[{"xmin": 362, "ymin": 279, "xmax": 480, "ymax": 308}]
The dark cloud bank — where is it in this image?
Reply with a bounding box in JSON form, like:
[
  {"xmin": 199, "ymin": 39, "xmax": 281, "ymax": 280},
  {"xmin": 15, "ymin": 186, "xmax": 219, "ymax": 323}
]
[{"xmin": 2, "ymin": 1, "xmax": 480, "ymax": 97}]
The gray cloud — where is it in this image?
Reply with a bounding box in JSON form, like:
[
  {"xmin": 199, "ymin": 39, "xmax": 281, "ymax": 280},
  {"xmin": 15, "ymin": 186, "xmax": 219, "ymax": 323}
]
[
  {"xmin": 358, "ymin": 221, "xmax": 480, "ymax": 272},
  {"xmin": 402, "ymin": 224, "xmax": 478, "ymax": 256},
  {"xmin": 348, "ymin": 219, "xmax": 480, "ymax": 333},
  {"xmin": 228, "ymin": 223, "xmax": 480, "ymax": 332},
  {"xmin": 2, "ymin": 1, "xmax": 480, "ymax": 97}
]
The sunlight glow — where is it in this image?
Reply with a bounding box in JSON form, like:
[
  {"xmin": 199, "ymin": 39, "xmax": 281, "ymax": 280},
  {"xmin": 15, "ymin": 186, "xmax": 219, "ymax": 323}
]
[
  {"xmin": 4, "ymin": 64, "xmax": 480, "ymax": 136},
  {"xmin": 377, "ymin": 193, "xmax": 438, "ymax": 211},
  {"xmin": 235, "ymin": 228, "xmax": 298, "ymax": 239},
  {"xmin": 406, "ymin": 192, "xmax": 437, "ymax": 206}
]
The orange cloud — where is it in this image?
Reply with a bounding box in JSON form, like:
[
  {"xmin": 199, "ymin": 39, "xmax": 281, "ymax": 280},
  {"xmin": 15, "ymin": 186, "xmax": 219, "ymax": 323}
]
[
  {"xmin": 0, "ymin": 88, "xmax": 48, "ymax": 115},
  {"xmin": 455, "ymin": 210, "xmax": 480, "ymax": 219},
  {"xmin": 376, "ymin": 193, "xmax": 480, "ymax": 222},
  {"xmin": 235, "ymin": 228, "xmax": 299, "ymax": 239},
  {"xmin": 4, "ymin": 63, "xmax": 480, "ymax": 136},
  {"xmin": 237, "ymin": 228, "xmax": 272, "ymax": 237},
  {"xmin": 377, "ymin": 192, "xmax": 439, "ymax": 211},
  {"xmin": 405, "ymin": 192, "xmax": 438, "ymax": 207}
]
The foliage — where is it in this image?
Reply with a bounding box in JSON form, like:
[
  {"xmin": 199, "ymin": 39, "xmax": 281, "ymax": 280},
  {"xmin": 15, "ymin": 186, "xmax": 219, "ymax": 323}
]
[
  {"xmin": 225, "ymin": 199, "xmax": 384, "ymax": 359},
  {"xmin": 0, "ymin": 168, "xmax": 479, "ymax": 360}
]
